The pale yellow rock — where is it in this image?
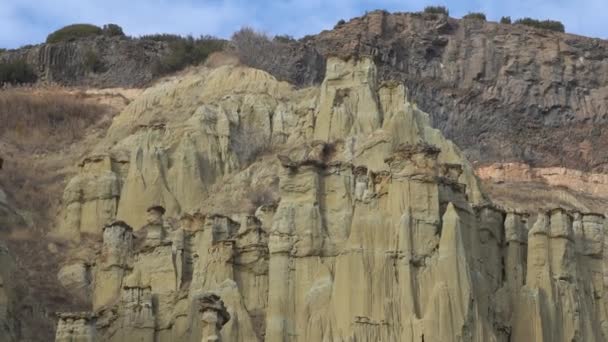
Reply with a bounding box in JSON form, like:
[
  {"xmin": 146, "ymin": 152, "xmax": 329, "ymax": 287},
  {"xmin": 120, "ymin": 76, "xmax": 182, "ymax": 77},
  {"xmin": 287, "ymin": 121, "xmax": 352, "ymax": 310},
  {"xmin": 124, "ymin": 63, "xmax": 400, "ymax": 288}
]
[
  {"xmin": 52, "ymin": 57, "xmax": 608, "ymax": 342},
  {"xmin": 314, "ymin": 58, "xmax": 382, "ymax": 141},
  {"xmin": 93, "ymin": 221, "xmax": 134, "ymax": 310},
  {"xmin": 58, "ymin": 155, "xmax": 121, "ymax": 239},
  {"xmin": 54, "ymin": 312, "xmax": 97, "ymax": 342}
]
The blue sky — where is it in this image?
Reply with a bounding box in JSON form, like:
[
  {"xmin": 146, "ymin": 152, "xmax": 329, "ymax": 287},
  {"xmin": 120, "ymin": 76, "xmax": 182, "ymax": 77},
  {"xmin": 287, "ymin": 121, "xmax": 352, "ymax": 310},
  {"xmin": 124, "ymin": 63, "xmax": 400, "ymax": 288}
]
[{"xmin": 1, "ymin": 0, "xmax": 605, "ymax": 48}]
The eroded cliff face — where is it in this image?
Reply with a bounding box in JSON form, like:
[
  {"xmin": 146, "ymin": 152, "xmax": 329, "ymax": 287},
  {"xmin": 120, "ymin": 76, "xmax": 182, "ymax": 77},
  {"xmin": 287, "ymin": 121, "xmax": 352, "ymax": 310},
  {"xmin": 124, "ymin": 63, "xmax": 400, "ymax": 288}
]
[
  {"xmin": 44, "ymin": 57, "xmax": 608, "ymax": 342},
  {"xmin": 0, "ymin": 36, "xmax": 169, "ymax": 87},
  {"xmin": 298, "ymin": 11, "xmax": 608, "ymax": 172}
]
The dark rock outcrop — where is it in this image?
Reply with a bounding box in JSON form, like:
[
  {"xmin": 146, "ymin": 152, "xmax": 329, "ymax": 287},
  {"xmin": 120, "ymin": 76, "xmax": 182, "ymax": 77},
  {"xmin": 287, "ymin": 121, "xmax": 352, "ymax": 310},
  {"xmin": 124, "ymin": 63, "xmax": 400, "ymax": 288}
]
[
  {"xmin": 287, "ymin": 11, "xmax": 608, "ymax": 172},
  {"xmin": 1, "ymin": 36, "xmax": 170, "ymax": 87}
]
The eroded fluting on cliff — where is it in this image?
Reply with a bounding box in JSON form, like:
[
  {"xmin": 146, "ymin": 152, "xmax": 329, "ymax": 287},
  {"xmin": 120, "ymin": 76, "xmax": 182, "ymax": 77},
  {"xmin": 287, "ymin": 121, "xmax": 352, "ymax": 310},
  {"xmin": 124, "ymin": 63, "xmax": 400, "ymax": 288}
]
[
  {"xmin": 58, "ymin": 65, "xmax": 312, "ymax": 234},
  {"xmin": 264, "ymin": 141, "xmax": 503, "ymax": 341},
  {"xmin": 51, "ymin": 57, "xmax": 608, "ymax": 341}
]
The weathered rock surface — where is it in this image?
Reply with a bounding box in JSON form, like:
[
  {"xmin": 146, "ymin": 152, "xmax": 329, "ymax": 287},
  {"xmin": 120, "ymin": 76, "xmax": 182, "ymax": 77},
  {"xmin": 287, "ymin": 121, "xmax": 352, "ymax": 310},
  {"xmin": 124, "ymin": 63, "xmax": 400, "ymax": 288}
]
[
  {"xmin": 477, "ymin": 162, "xmax": 608, "ymax": 213},
  {"xmin": 6, "ymin": 10, "xmax": 608, "ymax": 175},
  {"xmin": 46, "ymin": 57, "xmax": 608, "ymax": 341},
  {"xmin": 0, "ymin": 36, "xmax": 170, "ymax": 87},
  {"xmin": 289, "ymin": 11, "xmax": 608, "ymax": 172}
]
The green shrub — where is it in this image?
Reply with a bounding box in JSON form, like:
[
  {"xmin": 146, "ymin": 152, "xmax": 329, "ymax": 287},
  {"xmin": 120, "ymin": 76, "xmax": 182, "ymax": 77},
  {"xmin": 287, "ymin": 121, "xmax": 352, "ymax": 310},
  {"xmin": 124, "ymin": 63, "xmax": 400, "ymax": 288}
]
[
  {"xmin": 463, "ymin": 12, "xmax": 486, "ymax": 21},
  {"xmin": 0, "ymin": 60, "xmax": 37, "ymax": 85},
  {"xmin": 514, "ymin": 18, "xmax": 565, "ymax": 32},
  {"xmin": 46, "ymin": 24, "xmax": 103, "ymax": 44},
  {"xmin": 335, "ymin": 19, "xmax": 346, "ymax": 28},
  {"xmin": 83, "ymin": 50, "xmax": 105, "ymax": 73},
  {"xmin": 423, "ymin": 6, "xmax": 449, "ymax": 16},
  {"xmin": 153, "ymin": 35, "xmax": 226, "ymax": 75},
  {"xmin": 500, "ymin": 16, "xmax": 512, "ymax": 24},
  {"xmin": 102, "ymin": 24, "xmax": 125, "ymax": 37}
]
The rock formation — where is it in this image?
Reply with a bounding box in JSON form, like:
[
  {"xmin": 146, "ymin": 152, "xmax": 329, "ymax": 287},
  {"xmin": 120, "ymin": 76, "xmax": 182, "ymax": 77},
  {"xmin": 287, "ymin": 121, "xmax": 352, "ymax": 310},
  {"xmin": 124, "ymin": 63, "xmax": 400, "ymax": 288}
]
[
  {"xmin": 6, "ymin": 10, "xmax": 608, "ymax": 174},
  {"xmin": 198, "ymin": 293, "xmax": 231, "ymax": 342},
  {"xmin": 1, "ymin": 36, "xmax": 170, "ymax": 87},
  {"xmin": 42, "ymin": 56, "xmax": 608, "ymax": 341},
  {"xmin": 55, "ymin": 312, "xmax": 97, "ymax": 342},
  {"xmin": 301, "ymin": 11, "xmax": 608, "ymax": 172}
]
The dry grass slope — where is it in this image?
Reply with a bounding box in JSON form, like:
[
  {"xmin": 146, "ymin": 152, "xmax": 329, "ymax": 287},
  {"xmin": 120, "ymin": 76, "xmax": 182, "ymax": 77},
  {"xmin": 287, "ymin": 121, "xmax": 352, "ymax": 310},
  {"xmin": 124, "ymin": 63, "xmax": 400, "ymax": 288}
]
[{"xmin": 0, "ymin": 88, "xmax": 109, "ymax": 151}]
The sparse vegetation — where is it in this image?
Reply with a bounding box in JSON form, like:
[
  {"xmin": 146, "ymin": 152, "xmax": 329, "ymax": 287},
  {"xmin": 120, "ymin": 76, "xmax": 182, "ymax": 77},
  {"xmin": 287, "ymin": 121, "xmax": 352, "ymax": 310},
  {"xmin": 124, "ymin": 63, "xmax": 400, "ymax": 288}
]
[
  {"xmin": 232, "ymin": 27, "xmax": 283, "ymax": 75},
  {"xmin": 500, "ymin": 16, "xmax": 512, "ymax": 24},
  {"xmin": 102, "ymin": 24, "xmax": 125, "ymax": 37},
  {"xmin": 231, "ymin": 26, "xmax": 325, "ymax": 85},
  {"xmin": 514, "ymin": 17, "xmax": 565, "ymax": 32},
  {"xmin": 0, "ymin": 60, "xmax": 37, "ymax": 85},
  {"xmin": 423, "ymin": 6, "xmax": 449, "ymax": 16},
  {"xmin": 153, "ymin": 35, "xmax": 226, "ymax": 75},
  {"xmin": 46, "ymin": 24, "xmax": 103, "ymax": 44},
  {"xmin": 335, "ymin": 19, "xmax": 346, "ymax": 28},
  {"xmin": 463, "ymin": 12, "xmax": 486, "ymax": 21}
]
